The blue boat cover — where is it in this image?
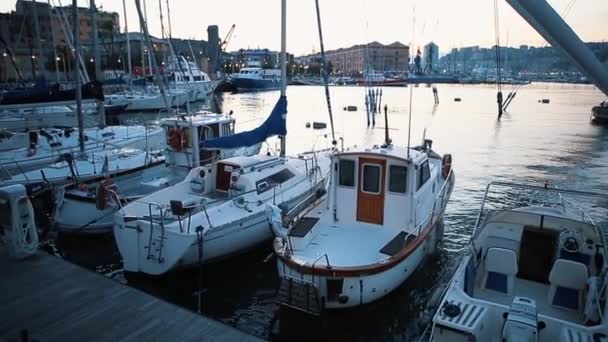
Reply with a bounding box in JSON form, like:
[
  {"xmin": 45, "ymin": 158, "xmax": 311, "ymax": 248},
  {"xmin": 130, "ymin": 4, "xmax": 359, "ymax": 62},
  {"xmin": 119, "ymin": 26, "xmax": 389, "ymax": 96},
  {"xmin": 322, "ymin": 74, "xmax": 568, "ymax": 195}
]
[{"xmin": 202, "ymin": 96, "xmax": 287, "ymax": 149}]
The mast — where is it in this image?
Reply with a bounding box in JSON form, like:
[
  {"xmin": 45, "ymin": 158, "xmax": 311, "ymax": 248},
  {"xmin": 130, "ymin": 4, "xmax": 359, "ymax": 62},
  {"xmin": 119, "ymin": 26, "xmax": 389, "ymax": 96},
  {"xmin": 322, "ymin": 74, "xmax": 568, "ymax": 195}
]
[
  {"xmin": 122, "ymin": 0, "xmax": 133, "ymax": 88},
  {"xmin": 73, "ymin": 0, "xmax": 84, "ymax": 153},
  {"xmin": 31, "ymin": 0, "xmax": 43, "ymax": 77},
  {"xmin": 91, "ymin": 0, "xmax": 102, "ymax": 81},
  {"xmin": 48, "ymin": 1, "xmax": 60, "ymax": 82},
  {"xmin": 279, "ymin": 0, "xmax": 287, "ymax": 158},
  {"xmin": 314, "ymin": 0, "xmax": 337, "ymax": 146}
]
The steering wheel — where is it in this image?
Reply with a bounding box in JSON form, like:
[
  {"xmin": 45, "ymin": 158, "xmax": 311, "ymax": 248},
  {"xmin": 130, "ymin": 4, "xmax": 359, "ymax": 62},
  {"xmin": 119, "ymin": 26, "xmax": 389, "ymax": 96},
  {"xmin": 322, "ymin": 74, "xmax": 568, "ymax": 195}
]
[{"xmin": 560, "ymin": 230, "xmax": 583, "ymax": 253}]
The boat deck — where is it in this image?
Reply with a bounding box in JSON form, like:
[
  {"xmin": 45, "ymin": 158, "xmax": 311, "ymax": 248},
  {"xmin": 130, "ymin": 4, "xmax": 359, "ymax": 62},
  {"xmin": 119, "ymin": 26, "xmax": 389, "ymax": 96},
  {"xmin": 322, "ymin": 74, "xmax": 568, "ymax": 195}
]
[
  {"xmin": 0, "ymin": 251, "xmax": 261, "ymax": 341},
  {"xmin": 291, "ymin": 223, "xmax": 413, "ymax": 268}
]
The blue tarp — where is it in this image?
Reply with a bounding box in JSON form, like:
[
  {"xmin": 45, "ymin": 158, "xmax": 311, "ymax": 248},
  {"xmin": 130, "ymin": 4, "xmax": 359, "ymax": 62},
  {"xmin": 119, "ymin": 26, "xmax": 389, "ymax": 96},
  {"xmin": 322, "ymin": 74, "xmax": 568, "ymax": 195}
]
[{"xmin": 202, "ymin": 96, "xmax": 287, "ymax": 149}]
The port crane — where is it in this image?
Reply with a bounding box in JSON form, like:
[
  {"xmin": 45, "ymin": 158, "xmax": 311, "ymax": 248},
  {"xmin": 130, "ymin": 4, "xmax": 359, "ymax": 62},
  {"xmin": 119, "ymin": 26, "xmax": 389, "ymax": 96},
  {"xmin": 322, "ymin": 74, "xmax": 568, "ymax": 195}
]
[{"xmin": 219, "ymin": 24, "xmax": 236, "ymax": 53}]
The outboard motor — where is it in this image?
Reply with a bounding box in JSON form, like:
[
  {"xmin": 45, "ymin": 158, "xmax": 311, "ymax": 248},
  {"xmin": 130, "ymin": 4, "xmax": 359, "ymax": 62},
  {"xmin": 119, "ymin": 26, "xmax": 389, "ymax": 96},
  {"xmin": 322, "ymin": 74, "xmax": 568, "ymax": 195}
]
[
  {"xmin": 0, "ymin": 185, "xmax": 38, "ymax": 259},
  {"xmin": 502, "ymin": 297, "xmax": 539, "ymax": 342}
]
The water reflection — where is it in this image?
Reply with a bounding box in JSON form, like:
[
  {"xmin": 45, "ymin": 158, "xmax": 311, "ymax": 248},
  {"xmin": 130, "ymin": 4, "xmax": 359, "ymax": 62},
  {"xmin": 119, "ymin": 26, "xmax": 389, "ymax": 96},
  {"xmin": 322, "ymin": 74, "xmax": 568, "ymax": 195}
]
[{"xmin": 62, "ymin": 83, "xmax": 607, "ymax": 340}]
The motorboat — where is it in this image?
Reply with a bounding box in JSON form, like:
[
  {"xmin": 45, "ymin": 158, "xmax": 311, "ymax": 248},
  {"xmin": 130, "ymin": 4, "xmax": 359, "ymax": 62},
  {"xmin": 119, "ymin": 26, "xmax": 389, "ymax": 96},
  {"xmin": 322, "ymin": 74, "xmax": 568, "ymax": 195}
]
[
  {"xmin": 231, "ymin": 67, "xmax": 281, "ymax": 92},
  {"xmin": 591, "ymin": 101, "xmax": 608, "ymax": 124},
  {"xmin": 166, "ymin": 56, "xmax": 214, "ymax": 102},
  {"xmin": 53, "ymin": 111, "xmax": 257, "ymax": 234},
  {"xmin": 429, "ymin": 182, "xmax": 608, "ymax": 342},
  {"xmin": 274, "ymin": 138, "xmax": 454, "ymax": 313}
]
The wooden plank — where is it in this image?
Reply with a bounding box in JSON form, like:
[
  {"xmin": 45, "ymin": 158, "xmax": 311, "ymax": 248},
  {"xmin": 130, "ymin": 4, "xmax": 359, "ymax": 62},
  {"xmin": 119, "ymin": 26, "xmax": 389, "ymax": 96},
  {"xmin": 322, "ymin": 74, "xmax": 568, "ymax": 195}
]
[{"xmin": 0, "ymin": 251, "xmax": 262, "ymax": 341}]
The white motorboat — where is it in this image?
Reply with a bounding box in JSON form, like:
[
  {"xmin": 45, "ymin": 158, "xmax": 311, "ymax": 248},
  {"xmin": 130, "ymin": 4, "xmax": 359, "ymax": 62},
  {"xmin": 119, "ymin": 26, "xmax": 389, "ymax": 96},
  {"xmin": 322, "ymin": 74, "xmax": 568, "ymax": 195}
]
[
  {"xmin": 54, "ymin": 111, "xmax": 258, "ymax": 234},
  {"xmin": 429, "ymin": 182, "xmax": 608, "ymax": 342},
  {"xmin": 106, "ymin": 88, "xmax": 190, "ymax": 112},
  {"xmin": 114, "ymin": 149, "xmax": 332, "ymax": 275},
  {"xmin": 274, "ymin": 139, "xmax": 454, "ymax": 313},
  {"xmin": 0, "ymin": 125, "xmax": 164, "ymax": 173},
  {"xmin": 166, "ymin": 56, "xmax": 214, "ymax": 102}
]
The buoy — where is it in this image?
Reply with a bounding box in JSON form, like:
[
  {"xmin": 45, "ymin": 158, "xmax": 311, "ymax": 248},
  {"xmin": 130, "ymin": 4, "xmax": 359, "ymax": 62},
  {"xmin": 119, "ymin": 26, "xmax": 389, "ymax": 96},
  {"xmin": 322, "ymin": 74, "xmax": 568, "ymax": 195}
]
[
  {"xmin": 541, "ymin": 99, "xmax": 550, "ymax": 104},
  {"xmin": 454, "ymin": 98, "xmax": 462, "ymax": 102},
  {"xmin": 305, "ymin": 122, "xmax": 311, "ymax": 128},
  {"xmin": 345, "ymin": 105, "xmax": 357, "ymax": 112},
  {"xmin": 312, "ymin": 122, "xmax": 327, "ymax": 129}
]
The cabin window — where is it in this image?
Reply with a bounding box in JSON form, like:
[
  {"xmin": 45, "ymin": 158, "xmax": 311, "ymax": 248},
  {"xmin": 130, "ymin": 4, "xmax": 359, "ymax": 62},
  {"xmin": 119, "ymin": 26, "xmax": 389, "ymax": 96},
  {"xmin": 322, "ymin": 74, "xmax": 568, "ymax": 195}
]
[
  {"xmin": 417, "ymin": 160, "xmax": 430, "ymax": 190},
  {"xmin": 256, "ymin": 169, "xmax": 295, "ymax": 194},
  {"xmin": 362, "ymin": 164, "xmax": 381, "ymax": 194},
  {"xmin": 338, "ymin": 159, "xmax": 355, "ymax": 187},
  {"xmin": 389, "ymin": 165, "xmax": 407, "ymax": 193}
]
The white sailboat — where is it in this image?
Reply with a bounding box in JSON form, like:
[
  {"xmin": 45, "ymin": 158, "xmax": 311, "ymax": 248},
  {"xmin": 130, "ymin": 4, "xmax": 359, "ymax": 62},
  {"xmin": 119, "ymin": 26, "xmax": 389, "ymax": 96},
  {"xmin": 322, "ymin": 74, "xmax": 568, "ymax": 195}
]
[
  {"xmin": 0, "ymin": 124, "xmax": 163, "ymax": 174},
  {"xmin": 166, "ymin": 56, "xmax": 214, "ymax": 102},
  {"xmin": 429, "ymin": 182, "xmax": 608, "ymax": 342},
  {"xmin": 113, "ymin": 0, "xmax": 334, "ymax": 275},
  {"xmin": 54, "ymin": 111, "xmax": 256, "ymax": 234}
]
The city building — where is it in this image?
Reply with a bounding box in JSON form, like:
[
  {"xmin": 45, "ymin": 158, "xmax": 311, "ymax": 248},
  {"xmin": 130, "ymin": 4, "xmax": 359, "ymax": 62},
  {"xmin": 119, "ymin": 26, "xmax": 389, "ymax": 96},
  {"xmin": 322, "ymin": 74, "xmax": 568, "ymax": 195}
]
[
  {"xmin": 423, "ymin": 42, "xmax": 439, "ymax": 73},
  {"xmin": 295, "ymin": 41, "xmax": 410, "ymax": 76}
]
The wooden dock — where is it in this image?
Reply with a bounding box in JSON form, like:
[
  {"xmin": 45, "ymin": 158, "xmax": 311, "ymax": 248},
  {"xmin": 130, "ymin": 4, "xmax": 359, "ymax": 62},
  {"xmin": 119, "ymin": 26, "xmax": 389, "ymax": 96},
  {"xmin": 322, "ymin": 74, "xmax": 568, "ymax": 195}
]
[{"xmin": 0, "ymin": 251, "xmax": 263, "ymax": 341}]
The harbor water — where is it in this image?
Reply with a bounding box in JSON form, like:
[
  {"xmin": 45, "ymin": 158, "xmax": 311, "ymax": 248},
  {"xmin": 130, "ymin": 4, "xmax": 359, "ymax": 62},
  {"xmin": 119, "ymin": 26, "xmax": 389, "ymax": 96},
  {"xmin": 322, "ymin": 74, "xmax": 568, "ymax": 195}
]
[{"xmin": 47, "ymin": 83, "xmax": 608, "ymax": 340}]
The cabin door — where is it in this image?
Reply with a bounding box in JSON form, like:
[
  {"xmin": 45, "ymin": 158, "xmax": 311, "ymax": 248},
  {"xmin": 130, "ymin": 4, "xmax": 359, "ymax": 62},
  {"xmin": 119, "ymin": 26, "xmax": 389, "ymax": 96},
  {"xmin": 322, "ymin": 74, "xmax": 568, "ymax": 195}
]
[
  {"xmin": 216, "ymin": 163, "xmax": 234, "ymax": 192},
  {"xmin": 356, "ymin": 158, "xmax": 385, "ymax": 225}
]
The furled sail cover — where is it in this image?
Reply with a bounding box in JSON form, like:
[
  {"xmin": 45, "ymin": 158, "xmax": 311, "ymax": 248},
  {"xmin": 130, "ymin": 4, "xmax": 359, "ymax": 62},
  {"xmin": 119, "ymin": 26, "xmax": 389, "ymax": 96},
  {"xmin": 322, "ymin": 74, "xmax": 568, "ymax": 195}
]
[{"xmin": 202, "ymin": 96, "xmax": 287, "ymax": 149}]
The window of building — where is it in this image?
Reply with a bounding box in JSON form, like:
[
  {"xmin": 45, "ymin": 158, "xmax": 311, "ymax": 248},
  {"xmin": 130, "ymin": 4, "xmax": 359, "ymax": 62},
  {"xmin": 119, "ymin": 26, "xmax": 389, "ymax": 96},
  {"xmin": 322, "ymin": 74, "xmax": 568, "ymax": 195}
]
[
  {"xmin": 389, "ymin": 165, "xmax": 407, "ymax": 193},
  {"xmin": 338, "ymin": 159, "xmax": 355, "ymax": 187},
  {"xmin": 362, "ymin": 164, "xmax": 381, "ymax": 194},
  {"xmin": 417, "ymin": 160, "xmax": 430, "ymax": 190}
]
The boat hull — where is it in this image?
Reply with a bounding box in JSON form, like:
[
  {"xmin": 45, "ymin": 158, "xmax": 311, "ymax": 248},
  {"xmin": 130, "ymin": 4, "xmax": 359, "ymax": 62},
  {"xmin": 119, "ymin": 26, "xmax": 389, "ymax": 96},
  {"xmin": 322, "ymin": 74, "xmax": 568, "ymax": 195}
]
[
  {"xmin": 232, "ymin": 78, "xmax": 281, "ymax": 92},
  {"xmin": 276, "ymin": 217, "xmax": 445, "ymax": 309}
]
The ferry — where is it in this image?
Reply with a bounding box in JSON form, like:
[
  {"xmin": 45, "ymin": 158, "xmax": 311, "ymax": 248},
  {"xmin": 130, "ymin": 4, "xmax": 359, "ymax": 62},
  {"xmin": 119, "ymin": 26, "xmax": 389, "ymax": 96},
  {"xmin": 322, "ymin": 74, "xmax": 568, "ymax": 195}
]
[{"xmin": 231, "ymin": 67, "xmax": 281, "ymax": 92}]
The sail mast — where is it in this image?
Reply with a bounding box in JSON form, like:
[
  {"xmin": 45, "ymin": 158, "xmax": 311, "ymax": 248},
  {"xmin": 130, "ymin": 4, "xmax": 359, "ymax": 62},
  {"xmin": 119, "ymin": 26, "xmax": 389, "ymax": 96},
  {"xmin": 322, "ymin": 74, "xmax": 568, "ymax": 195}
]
[
  {"xmin": 73, "ymin": 0, "xmax": 84, "ymax": 153},
  {"xmin": 122, "ymin": 0, "xmax": 133, "ymax": 88},
  {"xmin": 279, "ymin": 0, "xmax": 287, "ymax": 157}
]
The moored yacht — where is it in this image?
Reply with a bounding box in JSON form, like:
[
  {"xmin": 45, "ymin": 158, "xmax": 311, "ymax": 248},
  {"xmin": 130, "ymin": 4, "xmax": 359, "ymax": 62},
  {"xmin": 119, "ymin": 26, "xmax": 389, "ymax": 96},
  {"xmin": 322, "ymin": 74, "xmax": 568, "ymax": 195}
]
[
  {"xmin": 273, "ymin": 138, "xmax": 455, "ymax": 312},
  {"xmin": 166, "ymin": 56, "xmax": 214, "ymax": 102},
  {"xmin": 430, "ymin": 182, "xmax": 608, "ymax": 342},
  {"xmin": 54, "ymin": 111, "xmax": 254, "ymax": 234},
  {"xmin": 232, "ymin": 66, "xmax": 281, "ymax": 92}
]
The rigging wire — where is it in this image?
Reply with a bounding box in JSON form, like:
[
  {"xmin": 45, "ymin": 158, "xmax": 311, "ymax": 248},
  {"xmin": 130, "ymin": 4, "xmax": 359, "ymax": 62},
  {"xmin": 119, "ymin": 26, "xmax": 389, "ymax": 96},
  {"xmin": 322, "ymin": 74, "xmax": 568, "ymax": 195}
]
[{"xmin": 313, "ymin": 0, "xmax": 337, "ymax": 146}]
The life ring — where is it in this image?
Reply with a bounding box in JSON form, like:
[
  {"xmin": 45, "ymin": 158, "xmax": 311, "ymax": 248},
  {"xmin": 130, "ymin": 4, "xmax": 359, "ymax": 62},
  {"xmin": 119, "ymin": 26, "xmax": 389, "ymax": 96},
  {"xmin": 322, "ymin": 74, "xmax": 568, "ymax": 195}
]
[
  {"xmin": 95, "ymin": 177, "xmax": 117, "ymax": 210},
  {"xmin": 442, "ymin": 154, "xmax": 452, "ymax": 179},
  {"xmin": 168, "ymin": 127, "xmax": 185, "ymax": 151}
]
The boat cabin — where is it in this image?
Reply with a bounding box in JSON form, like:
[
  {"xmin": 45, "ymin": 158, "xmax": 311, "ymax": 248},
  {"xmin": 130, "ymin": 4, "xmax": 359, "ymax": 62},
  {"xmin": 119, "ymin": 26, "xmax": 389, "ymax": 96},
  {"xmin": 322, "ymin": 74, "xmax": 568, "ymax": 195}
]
[
  {"xmin": 330, "ymin": 144, "xmax": 441, "ymax": 231},
  {"xmin": 161, "ymin": 112, "xmax": 235, "ymax": 177}
]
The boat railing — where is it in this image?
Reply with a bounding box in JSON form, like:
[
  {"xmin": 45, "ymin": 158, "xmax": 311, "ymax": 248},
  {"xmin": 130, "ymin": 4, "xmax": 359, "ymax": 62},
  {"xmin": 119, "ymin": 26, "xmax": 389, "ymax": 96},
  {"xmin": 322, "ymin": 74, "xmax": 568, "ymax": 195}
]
[
  {"xmin": 311, "ymin": 253, "xmax": 331, "ymax": 286},
  {"xmin": 146, "ymin": 201, "xmax": 166, "ymax": 263},
  {"xmin": 416, "ymin": 168, "xmax": 454, "ymax": 236},
  {"xmin": 472, "ymin": 181, "xmax": 608, "ymax": 243}
]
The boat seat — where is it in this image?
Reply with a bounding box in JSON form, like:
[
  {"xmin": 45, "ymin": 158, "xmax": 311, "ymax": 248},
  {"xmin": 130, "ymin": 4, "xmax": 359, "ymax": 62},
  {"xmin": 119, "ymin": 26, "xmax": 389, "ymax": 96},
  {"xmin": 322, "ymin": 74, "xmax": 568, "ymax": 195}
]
[
  {"xmin": 482, "ymin": 247, "xmax": 518, "ymax": 294},
  {"xmin": 548, "ymin": 259, "xmax": 588, "ymax": 311}
]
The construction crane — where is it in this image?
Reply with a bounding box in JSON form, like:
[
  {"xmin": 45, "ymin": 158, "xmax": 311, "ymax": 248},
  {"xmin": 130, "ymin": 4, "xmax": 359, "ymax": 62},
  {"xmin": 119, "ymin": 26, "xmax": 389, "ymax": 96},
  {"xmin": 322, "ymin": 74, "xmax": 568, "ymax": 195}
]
[{"xmin": 219, "ymin": 24, "xmax": 236, "ymax": 52}]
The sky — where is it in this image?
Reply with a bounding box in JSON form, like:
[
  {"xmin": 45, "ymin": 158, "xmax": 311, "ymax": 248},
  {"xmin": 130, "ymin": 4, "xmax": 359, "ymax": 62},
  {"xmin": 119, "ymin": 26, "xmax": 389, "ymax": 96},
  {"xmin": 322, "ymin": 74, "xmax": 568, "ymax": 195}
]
[{"xmin": 2, "ymin": 0, "xmax": 607, "ymax": 56}]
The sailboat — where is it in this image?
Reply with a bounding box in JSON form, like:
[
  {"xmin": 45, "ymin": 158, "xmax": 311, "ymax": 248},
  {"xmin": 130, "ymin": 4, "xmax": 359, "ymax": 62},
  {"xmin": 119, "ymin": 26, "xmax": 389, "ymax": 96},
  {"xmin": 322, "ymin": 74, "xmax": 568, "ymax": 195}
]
[
  {"xmin": 113, "ymin": 0, "xmax": 333, "ymax": 275},
  {"xmin": 54, "ymin": 110, "xmax": 253, "ymax": 234}
]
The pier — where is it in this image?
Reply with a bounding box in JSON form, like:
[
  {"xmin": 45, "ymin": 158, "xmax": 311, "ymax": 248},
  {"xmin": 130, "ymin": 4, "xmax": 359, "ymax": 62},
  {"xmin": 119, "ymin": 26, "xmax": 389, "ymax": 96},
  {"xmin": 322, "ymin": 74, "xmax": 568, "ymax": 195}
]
[{"xmin": 0, "ymin": 251, "xmax": 262, "ymax": 341}]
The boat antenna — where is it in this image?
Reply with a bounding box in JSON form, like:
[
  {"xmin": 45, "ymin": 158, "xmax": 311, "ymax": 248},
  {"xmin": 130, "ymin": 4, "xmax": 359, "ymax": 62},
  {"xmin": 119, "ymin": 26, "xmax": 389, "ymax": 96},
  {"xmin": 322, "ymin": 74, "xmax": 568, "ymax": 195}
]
[
  {"xmin": 279, "ymin": 0, "xmax": 287, "ymax": 158},
  {"xmin": 383, "ymin": 105, "xmax": 390, "ymax": 146},
  {"xmin": 314, "ymin": 0, "xmax": 337, "ymax": 147},
  {"xmin": 406, "ymin": 7, "xmax": 416, "ymax": 160}
]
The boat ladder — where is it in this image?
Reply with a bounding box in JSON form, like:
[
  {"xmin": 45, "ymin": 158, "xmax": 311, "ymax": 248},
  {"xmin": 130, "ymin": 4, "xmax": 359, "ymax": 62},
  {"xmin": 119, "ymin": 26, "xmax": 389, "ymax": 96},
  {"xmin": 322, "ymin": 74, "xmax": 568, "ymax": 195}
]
[
  {"xmin": 146, "ymin": 202, "xmax": 166, "ymax": 263},
  {"xmin": 277, "ymin": 276, "xmax": 322, "ymax": 316}
]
